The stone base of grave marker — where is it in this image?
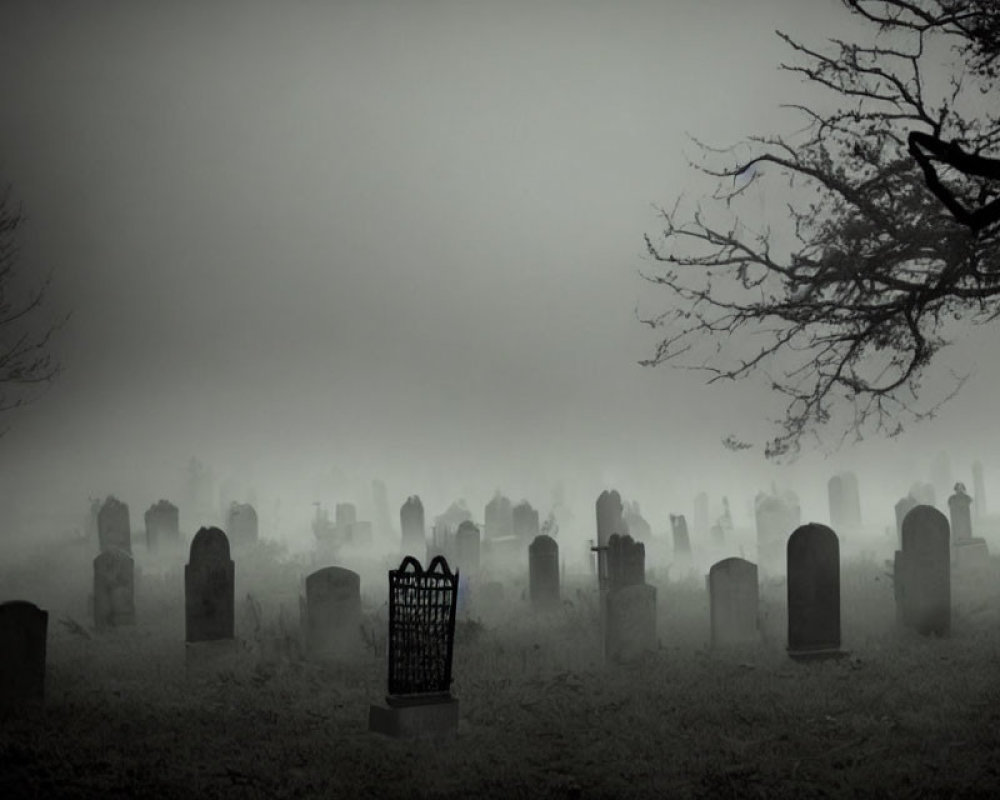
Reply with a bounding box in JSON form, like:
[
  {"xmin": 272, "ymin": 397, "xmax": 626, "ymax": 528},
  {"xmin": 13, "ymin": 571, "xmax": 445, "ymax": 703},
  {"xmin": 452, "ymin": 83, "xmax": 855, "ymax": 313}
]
[
  {"xmin": 953, "ymin": 538, "xmax": 990, "ymax": 571},
  {"xmin": 369, "ymin": 693, "xmax": 459, "ymax": 739},
  {"xmin": 185, "ymin": 639, "xmax": 240, "ymax": 674},
  {"xmin": 787, "ymin": 646, "xmax": 849, "ymax": 662},
  {"xmin": 604, "ymin": 583, "xmax": 657, "ymax": 663}
]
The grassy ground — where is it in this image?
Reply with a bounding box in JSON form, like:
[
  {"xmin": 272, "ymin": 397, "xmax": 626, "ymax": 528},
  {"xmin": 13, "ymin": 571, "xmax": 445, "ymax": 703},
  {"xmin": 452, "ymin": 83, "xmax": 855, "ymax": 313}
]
[{"xmin": 3, "ymin": 545, "xmax": 1000, "ymax": 798}]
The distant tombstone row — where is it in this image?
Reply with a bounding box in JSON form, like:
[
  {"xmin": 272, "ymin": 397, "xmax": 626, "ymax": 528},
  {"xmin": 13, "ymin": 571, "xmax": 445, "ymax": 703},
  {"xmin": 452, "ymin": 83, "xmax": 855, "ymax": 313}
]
[
  {"xmin": 896, "ymin": 506, "xmax": 950, "ymax": 636},
  {"xmin": 484, "ymin": 493, "xmax": 514, "ymax": 540},
  {"xmin": 948, "ymin": 483, "xmax": 990, "ymax": 568},
  {"xmin": 512, "ymin": 501, "xmax": 540, "ymax": 541},
  {"xmin": 454, "ymin": 521, "xmax": 481, "ymax": 575},
  {"xmin": 98, "ymin": 496, "xmax": 132, "ymax": 555}
]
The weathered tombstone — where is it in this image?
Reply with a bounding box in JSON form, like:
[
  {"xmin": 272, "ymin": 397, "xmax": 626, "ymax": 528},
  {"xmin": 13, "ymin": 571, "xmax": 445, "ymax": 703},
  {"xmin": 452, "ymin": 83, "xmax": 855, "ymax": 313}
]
[
  {"xmin": 369, "ymin": 556, "xmax": 459, "ymax": 739},
  {"xmin": 708, "ymin": 558, "xmax": 759, "ymax": 647},
  {"xmin": 454, "ymin": 521, "xmax": 481, "ymax": 575},
  {"xmin": 786, "ymin": 523, "xmax": 843, "ymax": 660},
  {"xmin": 529, "ymin": 534, "xmax": 560, "ymax": 610},
  {"xmin": 898, "ymin": 506, "xmax": 951, "ymax": 636},
  {"xmin": 895, "ymin": 495, "xmax": 919, "ymax": 545},
  {"xmin": 226, "ymin": 502, "xmax": 258, "ymax": 546},
  {"xmin": 484, "ymin": 492, "xmax": 514, "ymax": 540},
  {"xmin": 144, "ymin": 499, "xmax": 180, "ymax": 553},
  {"xmin": 0, "ymin": 601, "xmax": 48, "ymax": 703},
  {"xmin": 595, "ymin": 490, "xmax": 625, "ymax": 547},
  {"xmin": 972, "ymin": 461, "xmax": 986, "ymax": 521},
  {"xmin": 755, "ymin": 493, "xmax": 795, "ymax": 568},
  {"xmin": 670, "ymin": 514, "xmax": 691, "ymax": 558},
  {"xmin": 606, "ymin": 533, "xmax": 645, "ymax": 590},
  {"xmin": 400, "ymin": 496, "xmax": 425, "ymax": 558},
  {"xmin": 184, "ymin": 527, "xmax": 235, "ymax": 643},
  {"xmin": 512, "ymin": 501, "xmax": 540, "ymax": 542},
  {"xmin": 98, "ymin": 496, "xmax": 132, "ymax": 555},
  {"xmin": 93, "ymin": 549, "xmax": 136, "ymax": 630},
  {"xmin": 948, "ymin": 484, "xmax": 973, "ymax": 543},
  {"xmin": 303, "ymin": 566, "xmax": 362, "ymax": 660},
  {"xmin": 605, "ymin": 583, "xmax": 657, "ymax": 663},
  {"xmin": 693, "ymin": 492, "xmax": 709, "ymax": 537}
]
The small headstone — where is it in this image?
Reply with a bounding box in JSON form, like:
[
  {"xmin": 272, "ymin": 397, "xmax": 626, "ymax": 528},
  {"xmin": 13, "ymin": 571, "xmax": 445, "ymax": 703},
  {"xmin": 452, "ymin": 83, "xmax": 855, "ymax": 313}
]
[
  {"xmin": 454, "ymin": 521, "xmax": 481, "ymax": 574},
  {"xmin": 93, "ymin": 548, "xmax": 136, "ymax": 630},
  {"xmin": 786, "ymin": 523, "xmax": 843, "ymax": 660},
  {"xmin": 948, "ymin": 484, "xmax": 973, "ymax": 543},
  {"xmin": 898, "ymin": 505, "xmax": 951, "ymax": 636},
  {"xmin": 98, "ymin": 496, "xmax": 132, "ymax": 555},
  {"xmin": 144, "ymin": 499, "xmax": 180, "ymax": 553},
  {"xmin": 184, "ymin": 527, "xmax": 235, "ymax": 643},
  {"xmin": 512, "ymin": 501, "xmax": 540, "ymax": 542},
  {"xmin": 400, "ymin": 496, "xmax": 425, "ymax": 558},
  {"xmin": 606, "ymin": 533, "xmax": 645, "ymax": 590},
  {"xmin": 226, "ymin": 502, "xmax": 258, "ymax": 546},
  {"xmin": 622, "ymin": 501, "xmax": 652, "ymax": 542},
  {"xmin": 708, "ymin": 557, "xmax": 759, "ymax": 647},
  {"xmin": 484, "ymin": 492, "xmax": 514, "ymax": 540},
  {"xmin": 304, "ymin": 566, "xmax": 362, "ymax": 660},
  {"xmin": 755, "ymin": 493, "xmax": 796, "ymax": 567},
  {"xmin": 595, "ymin": 490, "xmax": 625, "ymax": 547},
  {"xmin": 529, "ymin": 534, "xmax": 560, "ymax": 610},
  {"xmin": 0, "ymin": 601, "xmax": 48, "ymax": 703},
  {"xmin": 670, "ymin": 514, "xmax": 691, "ymax": 557}
]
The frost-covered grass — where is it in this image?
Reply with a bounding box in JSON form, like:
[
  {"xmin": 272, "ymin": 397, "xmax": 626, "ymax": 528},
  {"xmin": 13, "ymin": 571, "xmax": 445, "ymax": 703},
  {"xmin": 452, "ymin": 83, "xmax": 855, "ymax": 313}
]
[{"xmin": 3, "ymin": 546, "xmax": 1000, "ymax": 798}]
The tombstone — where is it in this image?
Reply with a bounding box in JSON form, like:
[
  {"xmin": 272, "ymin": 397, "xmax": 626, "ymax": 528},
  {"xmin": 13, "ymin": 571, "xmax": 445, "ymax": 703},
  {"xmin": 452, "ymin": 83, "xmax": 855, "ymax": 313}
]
[
  {"xmin": 605, "ymin": 583, "xmax": 657, "ymax": 663},
  {"xmin": 755, "ymin": 494, "xmax": 795, "ymax": 568},
  {"xmin": 454, "ymin": 521, "xmax": 481, "ymax": 575},
  {"xmin": 595, "ymin": 490, "xmax": 625, "ymax": 547},
  {"xmin": 948, "ymin": 484, "xmax": 974, "ymax": 543},
  {"xmin": 972, "ymin": 461, "xmax": 986, "ymax": 521},
  {"xmin": 605, "ymin": 533, "xmax": 645, "ymax": 591},
  {"xmin": 144, "ymin": 499, "xmax": 180, "ymax": 553},
  {"xmin": 484, "ymin": 492, "xmax": 514, "ymax": 540},
  {"xmin": 97, "ymin": 496, "xmax": 131, "ymax": 555},
  {"xmin": 512, "ymin": 501, "xmax": 540, "ymax": 542},
  {"xmin": 184, "ymin": 527, "xmax": 235, "ymax": 643},
  {"xmin": 400, "ymin": 496, "xmax": 425, "ymax": 558},
  {"xmin": 226, "ymin": 502, "xmax": 258, "ymax": 546},
  {"xmin": 529, "ymin": 535, "xmax": 560, "ymax": 610},
  {"xmin": 303, "ymin": 567, "xmax": 362, "ymax": 660},
  {"xmin": 708, "ymin": 558, "xmax": 759, "ymax": 647},
  {"xmin": 670, "ymin": 514, "xmax": 691, "ymax": 558},
  {"xmin": 786, "ymin": 523, "xmax": 843, "ymax": 660},
  {"xmin": 622, "ymin": 501, "xmax": 652, "ymax": 542},
  {"xmin": 93, "ymin": 549, "xmax": 136, "ymax": 630},
  {"xmin": 693, "ymin": 492, "xmax": 709, "ymax": 537},
  {"xmin": 369, "ymin": 556, "xmax": 460, "ymax": 739},
  {"xmin": 894, "ymin": 495, "xmax": 919, "ymax": 545},
  {"xmin": 0, "ymin": 601, "xmax": 48, "ymax": 703},
  {"xmin": 898, "ymin": 506, "xmax": 951, "ymax": 636}
]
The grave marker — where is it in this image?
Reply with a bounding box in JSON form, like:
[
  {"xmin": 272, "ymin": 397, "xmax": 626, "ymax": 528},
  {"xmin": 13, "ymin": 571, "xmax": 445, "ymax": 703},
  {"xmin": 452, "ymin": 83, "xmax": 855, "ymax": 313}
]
[
  {"xmin": 185, "ymin": 527, "xmax": 235, "ymax": 643},
  {"xmin": 144, "ymin": 499, "xmax": 180, "ymax": 553},
  {"xmin": 529, "ymin": 534, "xmax": 560, "ymax": 610},
  {"xmin": 0, "ymin": 601, "xmax": 48, "ymax": 703},
  {"xmin": 93, "ymin": 548, "xmax": 136, "ymax": 630},
  {"xmin": 98, "ymin": 496, "xmax": 131, "ymax": 555},
  {"xmin": 304, "ymin": 566, "xmax": 362, "ymax": 660},
  {"xmin": 400, "ymin": 496, "xmax": 425, "ymax": 558},
  {"xmin": 786, "ymin": 523, "xmax": 843, "ymax": 660},
  {"xmin": 226, "ymin": 503, "xmax": 258, "ymax": 546},
  {"xmin": 708, "ymin": 557, "xmax": 759, "ymax": 647},
  {"xmin": 898, "ymin": 505, "xmax": 951, "ymax": 636}
]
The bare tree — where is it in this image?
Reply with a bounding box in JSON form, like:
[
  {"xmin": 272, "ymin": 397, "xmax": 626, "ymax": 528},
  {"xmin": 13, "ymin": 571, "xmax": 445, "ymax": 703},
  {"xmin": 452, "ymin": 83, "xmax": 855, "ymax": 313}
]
[
  {"xmin": 641, "ymin": 0, "xmax": 1000, "ymax": 459},
  {"xmin": 0, "ymin": 184, "xmax": 67, "ymax": 429}
]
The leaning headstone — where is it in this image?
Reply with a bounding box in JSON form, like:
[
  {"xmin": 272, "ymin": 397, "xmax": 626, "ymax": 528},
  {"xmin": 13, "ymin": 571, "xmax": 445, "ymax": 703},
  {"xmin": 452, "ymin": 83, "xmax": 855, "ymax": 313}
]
[
  {"xmin": 670, "ymin": 514, "xmax": 691, "ymax": 558},
  {"xmin": 898, "ymin": 506, "xmax": 951, "ymax": 636},
  {"xmin": 93, "ymin": 549, "xmax": 136, "ymax": 630},
  {"xmin": 98, "ymin": 496, "xmax": 131, "ymax": 555},
  {"xmin": 529, "ymin": 535, "xmax": 560, "ymax": 610},
  {"xmin": 185, "ymin": 527, "xmax": 235, "ymax": 643},
  {"xmin": 226, "ymin": 503, "xmax": 258, "ymax": 546},
  {"xmin": 0, "ymin": 601, "xmax": 48, "ymax": 703},
  {"xmin": 708, "ymin": 558, "xmax": 759, "ymax": 648},
  {"xmin": 369, "ymin": 556, "xmax": 460, "ymax": 739},
  {"xmin": 145, "ymin": 499, "xmax": 180, "ymax": 553},
  {"xmin": 972, "ymin": 461, "xmax": 986, "ymax": 521},
  {"xmin": 786, "ymin": 523, "xmax": 843, "ymax": 660},
  {"xmin": 605, "ymin": 583, "xmax": 657, "ymax": 663},
  {"xmin": 454, "ymin": 521, "xmax": 481, "ymax": 574},
  {"xmin": 303, "ymin": 566, "xmax": 362, "ymax": 661},
  {"xmin": 400, "ymin": 496, "xmax": 425, "ymax": 558}
]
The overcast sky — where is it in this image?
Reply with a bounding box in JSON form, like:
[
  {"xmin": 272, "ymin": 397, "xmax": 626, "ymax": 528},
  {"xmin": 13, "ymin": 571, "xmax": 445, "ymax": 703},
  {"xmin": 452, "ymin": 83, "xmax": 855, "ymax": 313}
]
[{"xmin": 0, "ymin": 0, "xmax": 996, "ymax": 540}]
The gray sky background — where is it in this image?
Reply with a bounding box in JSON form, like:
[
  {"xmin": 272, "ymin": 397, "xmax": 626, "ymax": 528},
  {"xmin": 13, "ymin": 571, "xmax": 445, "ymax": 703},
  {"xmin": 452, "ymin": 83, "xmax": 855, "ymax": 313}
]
[{"xmin": 0, "ymin": 0, "xmax": 996, "ymax": 541}]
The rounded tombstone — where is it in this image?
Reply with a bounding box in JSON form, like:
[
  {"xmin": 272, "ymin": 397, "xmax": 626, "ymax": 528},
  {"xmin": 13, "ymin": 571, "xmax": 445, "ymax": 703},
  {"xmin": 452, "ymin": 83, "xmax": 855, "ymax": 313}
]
[
  {"xmin": 305, "ymin": 566, "xmax": 362, "ymax": 660},
  {"xmin": 529, "ymin": 534, "xmax": 560, "ymax": 610},
  {"xmin": 708, "ymin": 557, "xmax": 759, "ymax": 648},
  {"xmin": 185, "ymin": 527, "xmax": 235, "ymax": 643},
  {"xmin": 899, "ymin": 505, "xmax": 950, "ymax": 636},
  {"xmin": 786, "ymin": 523, "xmax": 841, "ymax": 657},
  {"xmin": 454, "ymin": 520, "xmax": 481, "ymax": 574}
]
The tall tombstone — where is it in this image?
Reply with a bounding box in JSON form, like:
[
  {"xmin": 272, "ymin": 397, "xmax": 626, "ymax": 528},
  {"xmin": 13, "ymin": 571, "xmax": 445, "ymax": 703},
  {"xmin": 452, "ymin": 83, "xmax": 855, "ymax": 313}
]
[
  {"xmin": 595, "ymin": 490, "xmax": 625, "ymax": 548},
  {"xmin": 185, "ymin": 527, "xmax": 235, "ymax": 643},
  {"xmin": 708, "ymin": 558, "xmax": 759, "ymax": 647},
  {"xmin": 948, "ymin": 484, "xmax": 973, "ymax": 543},
  {"xmin": 898, "ymin": 505, "xmax": 951, "ymax": 636},
  {"xmin": 894, "ymin": 495, "xmax": 919, "ymax": 545},
  {"xmin": 484, "ymin": 492, "xmax": 514, "ymax": 540},
  {"xmin": 400, "ymin": 495, "xmax": 425, "ymax": 557},
  {"xmin": 144, "ymin": 499, "xmax": 180, "ymax": 553},
  {"xmin": 454, "ymin": 521, "xmax": 481, "ymax": 575},
  {"xmin": 972, "ymin": 461, "xmax": 986, "ymax": 520},
  {"xmin": 512, "ymin": 501, "xmax": 540, "ymax": 542},
  {"xmin": 304, "ymin": 566, "xmax": 362, "ymax": 660},
  {"xmin": 226, "ymin": 502, "xmax": 258, "ymax": 546},
  {"xmin": 786, "ymin": 523, "xmax": 842, "ymax": 659},
  {"xmin": 93, "ymin": 549, "xmax": 136, "ymax": 630},
  {"xmin": 98, "ymin": 496, "xmax": 132, "ymax": 555},
  {"xmin": 693, "ymin": 492, "xmax": 709, "ymax": 537},
  {"xmin": 670, "ymin": 514, "xmax": 691, "ymax": 558},
  {"xmin": 529, "ymin": 534, "xmax": 560, "ymax": 610},
  {"xmin": 0, "ymin": 601, "xmax": 48, "ymax": 703},
  {"xmin": 369, "ymin": 556, "xmax": 460, "ymax": 739}
]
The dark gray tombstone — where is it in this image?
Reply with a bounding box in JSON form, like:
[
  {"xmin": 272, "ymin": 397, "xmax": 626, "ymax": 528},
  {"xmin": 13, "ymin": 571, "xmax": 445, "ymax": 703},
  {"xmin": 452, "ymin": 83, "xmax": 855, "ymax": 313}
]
[
  {"xmin": 948, "ymin": 484, "xmax": 973, "ymax": 543},
  {"xmin": 693, "ymin": 492, "xmax": 709, "ymax": 537},
  {"xmin": 606, "ymin": 533, "xmax": 645, "ymax": 591},
  {"xmin": 485, "ymin": 492, "xmax": 514, "ymax": 540},
  {"xmin": 708, "ymin": 557, "xmax": 759, "ymax": 648},
  {"xmin": 605, "ymin": 583, "xmax": 657, "ymax": 663},
  {"xmin": 184, "ymin": 527, "xmax": 235, "ymax": 643},
  {"xmin": 144, "ymin": 499, "xmax": 180, "ymax": 553},
  {"xmin": 226, "ymin": 503, "xmax": 258, "ymax": 546},
  {"xmin": 454, "ymin": 521, "xmax": 481, "ymax": 574},
  {"xmin": 972, "ymin": 461, "xmax": 986, "ymax": 520},
  {"xmin": 529, "ymin": 534, "xmax": 560, "ymax": 610},
  {"xmin": 512, "ymin": 501, "xmax": 540, "ymax": 542},
  {"xmin": 670, "ymin": 514, "xmax": 691, "ymax": 557},
  {"xmin": 369, "ymin": 556, "xmax": 459, "ymax": 739},
  {"xmin": 0, "ymin": 601, "xmax": 48, "ymax": 703},
  {"xmin": 304, "ymin": 566, "xmax": 362, "ymax": 660},
  {"xmin": 898, "ymin": 505, "xmax": 951, "ymax": 636},
  {"xmin": 98, "ymin": 496, "xmax": 132, "ymax": 555},
  {"xmin": 93, "ymin": 548, "xmax": 136, "ymax": 630},
  {"xmin": 400, "ymin": 496, "xmax": 425, "ymax": 558},
  {"xmin": 596, "ymin": 490, "xmax": 624, "ymax": 548},
  {"xmin": 786, "ymin": 523, "xmax": 843, "ymax": 660},
  {"xmin": 895, "ymin": 495, "xmax": 919, "ymax": 545}
]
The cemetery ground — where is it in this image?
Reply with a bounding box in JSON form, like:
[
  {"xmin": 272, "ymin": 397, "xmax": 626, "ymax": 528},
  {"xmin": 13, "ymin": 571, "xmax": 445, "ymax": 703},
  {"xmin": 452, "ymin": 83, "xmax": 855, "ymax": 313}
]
[{"xmin": 3, "ymin": 540, "xmax": 1000, "ymax": 798}]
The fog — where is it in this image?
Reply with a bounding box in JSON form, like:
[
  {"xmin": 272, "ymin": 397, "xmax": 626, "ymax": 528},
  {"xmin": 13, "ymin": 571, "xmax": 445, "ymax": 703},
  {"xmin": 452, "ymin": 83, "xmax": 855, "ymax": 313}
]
[{"xmin": 0, "ymin": 0, "xmax": 997, "ymax": 550}]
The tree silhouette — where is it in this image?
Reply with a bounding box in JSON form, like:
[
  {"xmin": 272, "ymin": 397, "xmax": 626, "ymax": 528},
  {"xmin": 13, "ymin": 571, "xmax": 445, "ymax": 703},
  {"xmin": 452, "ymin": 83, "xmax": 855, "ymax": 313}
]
[{"xmin": 641, "ymin": 0, "xmax": 1000, "ymax": 459}]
